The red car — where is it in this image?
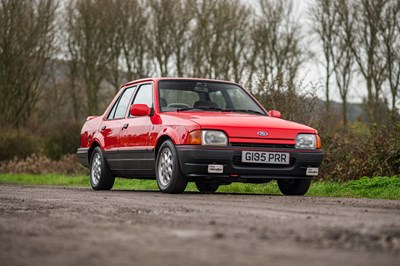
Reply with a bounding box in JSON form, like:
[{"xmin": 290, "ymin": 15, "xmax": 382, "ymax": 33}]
[{"xmin": 77, "ymin": 78, "xmax": 323, "ymax": 195}]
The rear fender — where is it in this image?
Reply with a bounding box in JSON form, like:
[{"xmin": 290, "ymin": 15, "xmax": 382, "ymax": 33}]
[{"xmin": 80, "ymin": 116, "xmax": 104, "ymax": 149}]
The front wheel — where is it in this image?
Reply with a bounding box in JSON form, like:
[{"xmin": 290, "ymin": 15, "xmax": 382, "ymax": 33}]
[
  {"xmin": 156, "ymin": 140, "xmax": 187, "ymax": 194},
  {"xmin": 277, "ymin": 179, "xmax": 311, "ymax": 195},
  {"xmin": 89, "ymin": 147, "xmax": 115, "ymax": 190}
]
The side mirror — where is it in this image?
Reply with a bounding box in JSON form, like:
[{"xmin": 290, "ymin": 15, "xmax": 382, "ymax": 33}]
[
  {"xmin": 269, "ymin": 110, "xmax": 281, "ymax": 118},
  {"xmin": 130, "ymin": 104, "xmax": 151, "ymax": 117}
]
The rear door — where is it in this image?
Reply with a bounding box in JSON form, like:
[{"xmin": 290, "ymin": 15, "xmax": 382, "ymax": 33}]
[
  {"xmin": 119, "ymin": 83, "xmax": 154, "ymax": 176},
  {"xmin": 101, "ymin": 86, "xmax": 136, "ymax": 170}
]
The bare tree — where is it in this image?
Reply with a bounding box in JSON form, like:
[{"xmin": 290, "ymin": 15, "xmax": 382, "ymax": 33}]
[
  {"xmin": 214, "ymin": 0, "xmax": 251, "ymax": 82},
  {"xmin": 188, "ymin": 0, "xmax": 250, "ymax": 81},
  {"xmin": 247, "ymin": 0, "xmax": 306, "ymax": 119},
  {"xmin": 119, "ymin": 0, "xmax": 152, "ymax": 81},
  {"xmin": 380, "ymin": 0, "xmax": 400, "ymax": 116},
  {"xmin": 350, "ymin": 0, "xmax": 389, "ymax": 123},
  {"xmin": 0, "ymin": 0, "xmax": 57, "ymax": 128},
  {"xmin": 169, "ymin": 0, "xmax": 193, "ymax": 77},
  {"xmin": 102, "ymin": 0, "xmax": 150, "ymax": 92},
  {"xmin": 331, "ymin": 0, "xmax": 356, "ymax": 125},
  {"xmin": 105, "ymin": 1, "xmax": 124, "ymax": 93},
  {"xmin": 249, "ymin": 0, "xmax": 305, "ymax": 89},
  {"xmin": 227, "ymin": 4, "xmax": 252, "ymax": 82},
  {"xmin": 187, "ymin": 0, "xmax": 217, "ymax": 78},
  {"xmin": 64, "ymin": 13, "xmax": 83, "ymax": 121},
  {"xmin": 66, "ymin": 0, "xmax": 116, "ymax": 115},
  {"xmin": 65, "ymin": 53, "xmax": 84, "ymax": 121},
  {"xmin": 309, "ymin": 0, "xmax": 337, "ymax": 113},
  {"xmin": 148, "ymin": 0, "xmax": 192, "ymax": 77}
]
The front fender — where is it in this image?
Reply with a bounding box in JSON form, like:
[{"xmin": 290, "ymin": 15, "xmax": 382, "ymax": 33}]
[
  {"xmin": 155, "ymin": 127, "xmax": 181, "ymax": 145},
  {"xmin": 154, "ymin": 122, "xmax": 200, "ymax": 146}
]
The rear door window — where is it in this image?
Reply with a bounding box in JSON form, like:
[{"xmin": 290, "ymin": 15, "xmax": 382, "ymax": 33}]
[{"xmin": 107, "ymin": 86, "xmax": 136, "ymax": 120}]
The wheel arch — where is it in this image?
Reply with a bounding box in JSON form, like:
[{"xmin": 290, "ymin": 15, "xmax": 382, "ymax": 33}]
[
  {"xmin": 88, "ymin": 141, "xmax": 101, "ymax": 164},
  {"xmin": 155, "ymin": 135, "xmax": 174, "ymax": 158},
  {"xmin": 154, "ymin": 125, "xmax": 185, "ymax": 157}
]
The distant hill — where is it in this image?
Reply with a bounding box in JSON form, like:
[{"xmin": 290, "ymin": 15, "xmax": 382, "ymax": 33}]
[
  {"xmin": 314, "ymin": 98, "xmax": 365, "ymax": 122},
  {"xmin": 330, "ymin": 100, "xmax": 364, "ymax": 122}
]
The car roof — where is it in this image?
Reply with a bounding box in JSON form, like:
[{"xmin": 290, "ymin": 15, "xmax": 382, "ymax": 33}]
[{"xmin": 122, "ymin": 77, "xmax": 240, "ymax": 89}]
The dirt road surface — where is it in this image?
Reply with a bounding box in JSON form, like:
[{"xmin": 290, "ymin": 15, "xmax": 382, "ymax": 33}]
[{"xmin": 0, "ymin": 185, "xmax": 399, "ymax": 266}]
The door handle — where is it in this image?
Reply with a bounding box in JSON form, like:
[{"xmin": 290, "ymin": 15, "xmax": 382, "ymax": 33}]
[
  {"xmin": 122, "ymin": 123, "xmax": 129, "ymax": 129},
  {"xmin": 101, "ymin": 125, "xmax": 106, "ymax": 131}
]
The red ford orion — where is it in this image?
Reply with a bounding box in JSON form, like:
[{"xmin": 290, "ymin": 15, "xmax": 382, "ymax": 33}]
[{"xmin": 77, "ymin": 78, "xmax": 323, "ymax": 195}]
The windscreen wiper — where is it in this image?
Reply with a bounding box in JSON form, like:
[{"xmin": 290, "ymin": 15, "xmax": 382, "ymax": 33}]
[
  {"xmin": 177, "ymin": 106, "xmax": 222, "ymax": 112},
  {"xmin": 222, "ymin": 109, "xmax": 265, "ymax": 115},
  {"xmin": 176, "ymin": 107, "xmax": 200, "ymax": 112},
  {"xmin": 198, "ymin": 106, "xmax": 223, "ymax": 111}
]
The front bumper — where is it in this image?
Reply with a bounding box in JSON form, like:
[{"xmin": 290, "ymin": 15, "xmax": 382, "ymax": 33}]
[{"xmin": 176, "ymin": 145, "xmax": 323, "ymax": 181}]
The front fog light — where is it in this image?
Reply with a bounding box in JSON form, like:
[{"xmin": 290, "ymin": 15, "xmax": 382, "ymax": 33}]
[
  {"xmin": 295, "ymin": 134, "xmax": 316, "ymax": 149},
  {"xmin": 202, "ymin": 130, "xmax": 228, "ymax": 146}
]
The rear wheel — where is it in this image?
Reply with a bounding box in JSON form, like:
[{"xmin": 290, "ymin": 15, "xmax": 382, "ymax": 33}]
[
  {"xmin": 195, "ymin": 182, "xmax": 219, "ymax": 194},
  {"xmin": 277, "ymin": 179, "xmax": 311, "ymax": 195},
  {"xmin": 89, "ymin": 147, "xmax": 115, "ymax": 190},
  {"xmin": 156, "ymin": 140, "xmax": 187, "ymax": 194}
]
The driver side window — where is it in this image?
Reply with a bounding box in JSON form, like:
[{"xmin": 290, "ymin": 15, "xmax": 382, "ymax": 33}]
[{"xmin": 129, "ymin": 83, "xmax": 153, "ymax": 117}]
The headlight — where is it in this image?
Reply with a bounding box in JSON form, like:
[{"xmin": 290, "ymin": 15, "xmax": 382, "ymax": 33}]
[
  {"xmin": 202, "ymin": 130, "xmax": 228, "ymax": 146},
  {"xmin": 295, "ymin": 134, "xmax": 317, "ymax": 149}
]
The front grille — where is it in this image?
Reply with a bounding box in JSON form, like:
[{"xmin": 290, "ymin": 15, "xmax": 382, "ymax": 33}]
[
  {"xmin": 230, "ymin": 142, "xmax": 295, "ymax": 149},
  {"xmin": 232, "ymin": 155, "xmax": 296, "ymax": 168}
]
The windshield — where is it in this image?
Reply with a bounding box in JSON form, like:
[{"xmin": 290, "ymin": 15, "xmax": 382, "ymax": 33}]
[{"xmin": 158, "ymin": 80, "xmax": 266, "ymax": 115}]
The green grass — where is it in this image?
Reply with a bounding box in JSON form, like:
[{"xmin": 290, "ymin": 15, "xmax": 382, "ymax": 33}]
[
  {"xmin": 308, "ymin": 176, "xmax": 400, "ymax": 200},
  {"xmin": 0, "ymin": 174, "xmax": 399, "ymax": 200}
]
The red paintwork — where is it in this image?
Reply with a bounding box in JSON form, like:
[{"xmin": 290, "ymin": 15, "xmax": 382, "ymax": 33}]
[
  {"xmin": 129, "ymin": 104, "xmax": 151, "ymax": 116},
  {"xmin": 268, "ymin": 110, "xmax": 281, "ymax": 118},
  {"xmin": 79, "ymin": 78, "xmax": 319, "ymax": 153},
  {"xmin": 86, "ymin": 116, "xmax": 98, "ymax": 121}
]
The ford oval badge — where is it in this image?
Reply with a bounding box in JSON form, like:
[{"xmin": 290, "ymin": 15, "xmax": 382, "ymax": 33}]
[{"xmin": 257, "ymin": 131, "xmax": 268, "ymax": 137}]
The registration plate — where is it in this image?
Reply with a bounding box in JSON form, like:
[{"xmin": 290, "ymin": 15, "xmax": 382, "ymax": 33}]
[{"xmin": 241, "ymin": 151, "xmax": 290, "ymax": 165}]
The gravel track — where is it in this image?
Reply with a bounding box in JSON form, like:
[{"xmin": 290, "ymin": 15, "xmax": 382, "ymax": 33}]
[{"xmin": 0, "ymin": 184, "xmax": 399, "ymax": 266}]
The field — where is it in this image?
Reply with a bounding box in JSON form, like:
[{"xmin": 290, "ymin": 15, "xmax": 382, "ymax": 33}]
[{"xmin": 1, "ymin": 174, "xmax": 399, "ymax": 200}]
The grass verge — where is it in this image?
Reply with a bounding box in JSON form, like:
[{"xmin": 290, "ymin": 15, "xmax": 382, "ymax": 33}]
[{"xmin": 0, "ymin": 174, "xmax": 399, "ymax": 200}]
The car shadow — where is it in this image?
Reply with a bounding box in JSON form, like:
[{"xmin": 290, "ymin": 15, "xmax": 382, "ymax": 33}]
[{"xmin": 109, "ymin": 189, "xmax": 282, "ymax": 197}]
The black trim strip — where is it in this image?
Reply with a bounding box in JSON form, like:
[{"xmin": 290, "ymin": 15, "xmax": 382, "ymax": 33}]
[
  {"xmin": 77, "ymin": 148, "xmax": 89, "ymax": 168},
  {"xmin": 103, "ymin": 148, "xmax": 155, "ymax": 174}
]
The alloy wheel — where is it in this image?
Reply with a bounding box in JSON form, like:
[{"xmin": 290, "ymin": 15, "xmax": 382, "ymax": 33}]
[
  {"xmin": 91, "ymin": 153, "xmax": 101, "ymax": 186},
  {"xmin": 158, "ymin": 148, "xmax": 173, "ymax": 187}
]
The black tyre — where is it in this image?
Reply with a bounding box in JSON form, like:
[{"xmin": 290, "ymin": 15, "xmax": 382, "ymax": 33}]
[
  {"xmin": 89, "ymin": 147, "xmax": 115, "ymax": 190},
  {"xmin": 195, "ymin": 182, "xmax": 219, "ymax": 194},
  {"xmin": 277, "ymin": 179, "xmax": 311, "ymax": 196},
  {"xmin": 156, "ymin": 140, "xmax": 188, "ymax": 194}
]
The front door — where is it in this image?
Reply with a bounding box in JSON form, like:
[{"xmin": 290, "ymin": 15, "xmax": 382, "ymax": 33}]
[
  {"xmin": 119, "ymin": 83, "xmax": 154, "ymax": 176},
  {"xmin": 101, "ymin": 86, "xmax": 136, "ymax": 170}
]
